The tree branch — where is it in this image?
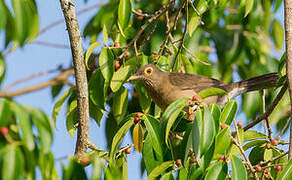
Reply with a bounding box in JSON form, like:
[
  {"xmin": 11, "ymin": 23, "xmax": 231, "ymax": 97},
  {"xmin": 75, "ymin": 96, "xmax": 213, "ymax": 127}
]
[
  {"xmin": 243, "ymin": 83, "xmax": 288, "ymax": 131},
  {"xmin": 59, "ymin": 0, "xmax": 89, "ymax": 158},
  {"xmin": 284, "ymin": 0, "xmax": 292, "ymax": 160},
  {"xmin": 0, "ymin": 68, "xmax": 74, "ymax": 98}
]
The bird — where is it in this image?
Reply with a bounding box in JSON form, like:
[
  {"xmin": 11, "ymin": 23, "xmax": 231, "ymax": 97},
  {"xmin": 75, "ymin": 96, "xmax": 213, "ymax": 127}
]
[{"xmin": 127, "ymin": 64, "xmax": 279, "ymax": 111}]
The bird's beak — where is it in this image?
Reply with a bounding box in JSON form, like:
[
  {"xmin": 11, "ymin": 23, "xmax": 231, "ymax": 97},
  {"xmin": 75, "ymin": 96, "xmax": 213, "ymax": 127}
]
[{"xmin": 127, "ymin": 75, "xmax": 142, "ymax": 82}]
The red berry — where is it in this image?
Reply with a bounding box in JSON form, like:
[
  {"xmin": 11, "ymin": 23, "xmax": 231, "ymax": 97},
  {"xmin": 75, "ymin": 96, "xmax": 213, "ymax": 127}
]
[
  {"xmin": 114, "ymin": 42, "xmax": 120, "ymax": 47},
  {"xmin": 271, "ymin": 139, "xmax": 279, "ymax": 146},
  {"xmin": 218, "ymin": 157, "xmax": 224, "ymax": 162},
  {"xmin": 225, "ymin": 157, "xmax": 230, "ymax": 163},
  {"xmin": 220, "ymin": 124, "xmax": 227, "ymax": 129},
  {"xmin": 237, "ymin": 121, "xmax": 243, "ymax": 128},
  {"xmin": 264, "ymin": 173, "xmax": 271, "ymax": 179},
  {"xmin": 136, "ymin": 9, "xmax": 142, "ymax": 14},
  {"xmin": 135, "ymin": 112, "xmax": 143, "ymax": 118},
  {"xmin": 188, "ymin": 113, "xmax": 194, "ymax": 121},
  {"xmin": 137, "ymin": 16, "xmax": 144, "ymax": 21},
  {"xmin": 134, "ymin": 117, "xmax": 139, "ymax": 124},
  {"xmin": 265, "ymin": 143, "xmax": 271, "ymax": 149},
  {"xmin": 189, "ymin": 158, "xmax": 196, "ymax": 164},
  {"xmin": 125, "ymin": 148, "xmax": 131, "ymax": 154},
  {"xmin": 114, "ymin": 60, "xmax": 120, "ymax": 70},
  {"xmin": 125, "ymin": 50, "xmax": 131, "ymax": 57},
  {"xmin": 80, "ymin": 157, "xmax": 89, "ymax": 165},
  {"xmin": 176, "ymin": 159, "xmax": 182, "ymax": 166},
  {"xmin": 0, "ymin": 127, "xmax": 8, "ymax": 135},
  {"xmin": 255, "ymin": 165, "xmax": 262, "ymax": 172},
  {"xmin": 275, "ymin": 165, "xmax": 282, "ymax": 171},
  {"xmin": 192, "ymin": 94, "xmax": 202, "ymax": 103}
]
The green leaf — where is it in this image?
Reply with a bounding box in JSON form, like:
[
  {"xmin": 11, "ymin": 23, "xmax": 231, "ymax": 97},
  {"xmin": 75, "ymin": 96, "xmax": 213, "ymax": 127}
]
[
  {"xmin": 52, "ymin": 87, "xmax": 73, "ymax": 121},
  {"xmin": 230, "ymin": 155, "xmax": 247, "ymax": 180},
  {"xmin": 200, "ymin": 106, "xmax": 216, "ymax": 156},
  {"xmin": 142, "ymin": 135, "xmax": 162, "ymax": 174},
  {"xmin": 11, "ymin": 102, "xmax": 35, "ymax": 150},
  {"xmin": 277, "ymin": 159, "xmax": 292, "ymax": 180},
  {"xmin": 113, "ymin": 86, "xmax": 128, "ymax": 124},
  {"xmin": 160, "ymin": 97, "xmax": 188, "ymax": 147},
  {"xmin": 110, "ymin": 118, "xmax": 133, "ymax": 160},
  {"xmin": 66, "ymin": 99, "xmax": 78, "ymax": 137},
  {"xmin": 156, "ymin": 56, "xmax": 170, "ymax": 72},
  {"xmin": 244, "ymin": 0, "xmax": 254, "ymax": 17},
  {"xmin": 63, "ymin": 158, "xmax": 87, "ymax": 180},
  {"xmin": 12, "ymin": 0, "xmax": 29, "ymax": 45},
  {"xmin": 0, "ymin": 55, "xmax": 5, "ymax": 86},
  {"xmin": 205, "ymin": 161, "xmax": 227, "ymax": 180},
  {"xmin": 243, "ymin": 140, "xmax": 267, "ymax": 151},
  {"xmin": 51, "ymin": 84, "xmax": 64, "ymax": 99},
  {"xmin": 118, "ymin": 0, "xmax": 131, "ymax": 29},
  {"xmin": 102, "ymin": 24, "xmax": 108, "ymax": 47},
  {"xmin": 249, "ymin": 146, "xmax": 265, "ymax": 165},
  {"xmin": 188, "ymin": 13, "xmax": 200, "ymax": 37},
  {"xmin": 197, "ymin": 87, "xmax": 227, "ymax": 99},
  {"xmin": 26, "ymin": 0, "xmax": 39, "ymax": 42},
  {"xmin": 89, "ymin": 69, "xmax": 105, "ymax": 109},
  {"xmin": 219, "ymin": 100, "xmax": 237, "ymax": 125},
  {"xmin": 243, "ymin": 130, "xmax": 267, "ymax": 142},
  {"xmin": 148, "ymin": 161, "xmax": 173, "ymax": 180},
  {"xmin": 213, "ymin": 126, "xmax": 231, "ymax": 159},
  {"xmin": 272, "ymin": 19, "xmax": 284, "ymax": 49},
  {"xmin": 209, "ymin": 104, "xmax": 221, "ymax": 131},
  {"xmin": 89, "ymin": 100, "xmax": 104, "ymax": 126},
  {"xmin": 192, "ymin": 110, "xmax": 202, "ymax": 158},
  {"xmin": 110, "ymin": 65, "xmax": 135, "ymax": 92},
  {"xmin": 178, "ymin": 168, "xmax": 188, "ymax": 180},
  {"xmin": 99, "ymin": 48, "xmax": 114, "ymax": 83},
  {"xmin": 2, "ymin": 145, "xmax": 24, "ymax": 180},
  {"xmin": 134, "ymin": 81, "xmax": 152, "ymax": 113},
  {"xmin": 85, "ymin": 42, "xmax": 102, "ymax": 70},
  {"xmin": 143, "ymin": 115, "xmax": 163, "ymax": 160},
  {"xmin": 0, "ymin": 98, "xmax": 11, "ymax": 127},
  {"xmin": 0, "ymin": 1, "xmax": 7, "ymax": 31},
  {"xmin": 181, "ymin": 54, "xmax": 195, "ymax": 74},
  {"xmin": 278, "ymin": 52, "xmax": 286, "ymax": 76},
  {"xmin": 133, "ymin": 122, "xmax": 144, "ymax": 153}
]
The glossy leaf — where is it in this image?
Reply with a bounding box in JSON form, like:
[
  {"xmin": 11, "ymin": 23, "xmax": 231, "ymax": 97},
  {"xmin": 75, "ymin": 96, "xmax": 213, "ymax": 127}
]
[
  {"xmin": 148, "ymin": 161, "xmax": 173, "ymax": 180},
  {"xmin": 66, "ymin": 99, "xmax": 78, "ymax": 137},
  {"xmin": 113, "ymin": 86, "xmax": 128, "ymax": 124},
  {"xmin": 244, "ymin": 0, "xmax": 254, "ymax": 17},
  {"xmin": 277, "ymin": 159, "xmax": 292, "ymax": 180},
  {"xmin": 143, "ymin": 115, "xmax": 163, "ymax": 160},
  {"xmin": 213, "ymin": 126, "xmax": 231, "ymax": 159},
  {"xmin": 0, "ymin": 1, "xmax": 6, "ymax": 30},
  {"xmin": 102, "ymin": 24, "xmax": 108, "ymax": 46},
  {"xmin": 205, "ymin": 161, "xmax": 227, "ymax": 180},
  {"xmin": 134, "ymin": 81, "xmax": 152, "ymax": 113},
  {"xmin": 99, "ymin": 48, "xmax": 114, "ymax": 83},
  {"xmin": 188, "ymin": 13, "xmax": 200, "ymax": 37},
  {"xmin": 133, "ymin": 122, "xmax": 144, "ymax": 153},
  {"xmin": 89, "ymin": 69, "xmax": 105, "ymax": 110},
  {"xmin": 110, "ymin": 65, "xmax": 135, "ymax": 92},
  {"xmin": 2, "ymin": 145, "xmax": 24, "ymax": 180},
  {"xmin": 249, "ymin": 146, "xmax": 265, "ymax": 165},
  {"xmin": 85, "ymin": 42, "xmax": 102, "ymax": 70},
  {"xmin": 0, "ymin": 98, "xmax": 11, "ymax": 127},
  {"xmin": 192, "ymin": 109, "xmax": 202, "ymax": 158},
  {"xmin": 243, "ymin": 140, "xmax": 267, "ymax": 151},
  {"xmin": 197, "ymin": 87, "xmax": 227, "ymax": 99},
  {"xmin": 51, "ymin": 84, "xmax": 64, "ymax": 99},
  {"xmin": 0, "ymin": 55, "xmax": 5, "ymax": 85},
  {"xmin": 110, "ymin": 119, "xmax": 133, "ymax": 160},
  {"xmin": 272, "ymin": 19, "xmax": 284, "ymax": 49},
  {"xmin": 243, "ymin": 130, "xmax": 266, "ymax": 142},
  {"xmin": 118, "ymin": 0, "xmax": 131, "ymax": 29},
  {"xmin": 11, "ymin": 102, "xmax": 35, "ymax": 150},
  {"xmin": 230, "ymin": 155, "xmax": 247, "ymax": 180},
  {"xmin": 12, "ymin": 0, "xmax": 29, "ymax": 45},
  {"xmin": 209, "ymin": 103, "xmax": 221, "ymax": 132},
  {"xmin": 160, "ymin": 97, "xmax": 188, "ymax": 147},
  {"xmin": 219, "ymin": 100, "xmax": 237, "ymax": 125},
  {"xmin": 142, "ymin": 135, "xmax": 162, "ymax": 174},
  {"xmin": 52, "ymin": 87, "xmax": 73, "ymax": 121}
]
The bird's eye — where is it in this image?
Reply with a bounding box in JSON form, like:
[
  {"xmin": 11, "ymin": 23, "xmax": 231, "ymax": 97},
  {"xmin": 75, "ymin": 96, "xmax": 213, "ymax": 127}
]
[{"xmin": 144, "ymin": 67, "xmax": 153, "ymax": 75}]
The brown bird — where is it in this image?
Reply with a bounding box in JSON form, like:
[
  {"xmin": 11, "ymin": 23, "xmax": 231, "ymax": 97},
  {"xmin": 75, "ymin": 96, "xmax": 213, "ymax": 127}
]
[{"xmin": 127, "ymin": 64, "xmax": 279, "ymax": 110}]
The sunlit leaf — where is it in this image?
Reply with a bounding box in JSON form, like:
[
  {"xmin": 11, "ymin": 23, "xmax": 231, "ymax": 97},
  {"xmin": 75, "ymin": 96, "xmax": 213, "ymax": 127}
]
[
  {"xmin": 52, "ymin": 87, "xmax": 73, "ymax": 121},
  {"xmin": 277, "ymin": 159, "xmax": 292, "ymax": 180},
  {"xmin": 66, "ymin": 99, "xmax": 78, "ymax": 137},
  {"xmin": 85, "ymin": 42, "xmax": 102, "ymax": 70},
  {"xmin": 230, "ymin": 155, "xmax": 247, "ymax": 180},
  {"xmin": 243, "ymin": 130, "xmax": 267, "ymax": 142},
  {"xmin": 198, "ymin": 87, "xmax": 227, "ymax": 99},
  {"xmin": 102, "ymin": 24, "xmax": 108, "ymax": 47},
  {"xmin": 188, "ymin": 13, "xmax": 200, "ymax": 37},
  {"xmin": 0, "ymin": 98, "xmax": 11, "ymax": 127},
  {"xmin": 113, "ymin": 86, "xmax": 128, "ymax": 124},
  {"xmin": 272, "ymin": 19, "xmax": 284, "ymax": 49},
  {"xmin": 213, "ymin": 126, "xmax": 231, "ymax": 159},
  {"xmin": 219, "ymin": 100, "xmax": 237, "ymax": 125},
  {"xmin": 133, "ymin": 122, "xmax": 144, "ymax": 153},
  {"xmin": 2, "ymin": 145, "xmax": 24, "ymax": 180},
  {"xmin": 118, "ymin": 0, "xmax": 131, "ymax": 29},
  {"xmin": 110, "ymin": 65, "xmax": 135, "ymax": 92},
  {"xmin": 244, "ymin": 0, "xmax": 254, "ymax": 17},
  {"xmin": 99, "ymin": 48, "xmax": 114, "ymax": 83},
  {"xmin": 205, "ymin": 161, "xmax": 227, "ymax": 180},
  {"xmin": 148, "ymin": 161, "xmax": 173, "ymax": 180},
  {"xmin": 0, "ymin": 55, "xmax": 6, "ymax": 86}
]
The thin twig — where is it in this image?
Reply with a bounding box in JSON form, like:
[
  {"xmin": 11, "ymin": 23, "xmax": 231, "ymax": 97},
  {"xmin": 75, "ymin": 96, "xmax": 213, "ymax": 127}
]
[
  {"xmin": 276, "ymin": 117, "xmax": 291, "ymax": 139},
  {"xmin": 33, "ymin": 40, "xmax": 70, "ymax": 49},
  {"xmin": 0, "ymin": 68, "xmax": 74, "ymax": 98},
  {"xmin": 244, "ymin": 83, "xmax": 288, "ymax": 131},
  {"xmin": 232, "ymin": 138, "xmax": 259, "ymax": 180},
  {"xmin": 262, "ymin": 90, "xmax": 272, "ymax": 141},
  {"xmin": 259, "ymin": 151, "xmax": 288, "ymax": 167}
]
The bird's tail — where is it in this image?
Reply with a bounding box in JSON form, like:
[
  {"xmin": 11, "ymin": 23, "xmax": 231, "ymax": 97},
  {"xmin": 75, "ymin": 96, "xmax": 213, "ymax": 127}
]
[{"xmin": 227, "ymin": 73, "xmax": 279, "ymax": 99}]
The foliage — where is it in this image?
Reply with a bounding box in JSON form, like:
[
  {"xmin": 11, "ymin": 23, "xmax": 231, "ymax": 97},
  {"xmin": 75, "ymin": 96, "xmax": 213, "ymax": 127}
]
[{"xmin": 0, "ymin": 0, "xmax": 291, "ymax": 179}]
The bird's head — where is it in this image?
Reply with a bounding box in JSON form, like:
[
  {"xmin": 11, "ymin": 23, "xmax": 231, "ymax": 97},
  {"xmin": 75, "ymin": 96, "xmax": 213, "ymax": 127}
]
[{"xmin": 127, "ymin": 64, "xmax": 163, "ymax": 87}]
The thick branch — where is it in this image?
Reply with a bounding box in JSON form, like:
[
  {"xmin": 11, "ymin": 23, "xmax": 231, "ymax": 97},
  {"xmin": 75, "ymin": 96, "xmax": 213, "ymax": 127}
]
[
  {"xmin": 59, "ymin": 0, "xmax": 89, "ymax": 158},
  {"xmin": 284, "ymin": 0, "xmax": 292, "ymax": 160},
  {"xmin": 0, "ymin": 68, "xmax": 73, "ymax": 98},
  {"xmin": 244, "ymin": 84, "xmax": 288, "ymax": 131}
]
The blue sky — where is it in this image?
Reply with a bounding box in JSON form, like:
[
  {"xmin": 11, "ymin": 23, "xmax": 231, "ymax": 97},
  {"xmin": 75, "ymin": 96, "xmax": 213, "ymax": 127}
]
[{"xmin": 2, "ymin": 0, "xmax": 287, "ymax": 179}]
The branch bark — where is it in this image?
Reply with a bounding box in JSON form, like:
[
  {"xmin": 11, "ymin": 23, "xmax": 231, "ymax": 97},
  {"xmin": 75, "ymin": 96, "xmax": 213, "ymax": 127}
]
[
  {"xmin": 284, "ymin": 0, "xmax": 292, "ymax": 160},
  {"xmin": 59, "ymin": 0, "xmax": 89, "ymax": 158}
]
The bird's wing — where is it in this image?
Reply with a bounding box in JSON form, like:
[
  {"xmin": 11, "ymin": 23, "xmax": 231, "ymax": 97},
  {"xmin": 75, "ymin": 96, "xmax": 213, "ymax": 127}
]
[{"xmin": 168, "ymin": 73, "xmax": 227, "ymax": 92}]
